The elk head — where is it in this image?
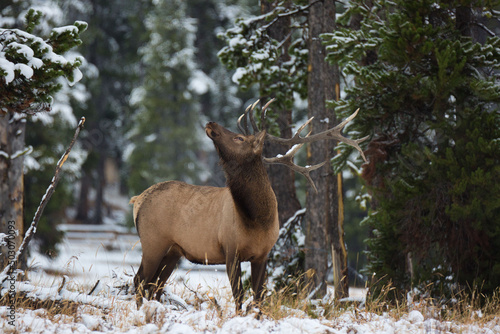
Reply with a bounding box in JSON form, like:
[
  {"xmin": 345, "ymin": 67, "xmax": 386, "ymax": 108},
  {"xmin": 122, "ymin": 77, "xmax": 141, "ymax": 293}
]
[
  {"xmin": 235, "ymin": 99, "xmax": 368, "ymax": 192},
  {"xmin": 205, "ymin": 121, "xmax": 266, "ymax": 167}
]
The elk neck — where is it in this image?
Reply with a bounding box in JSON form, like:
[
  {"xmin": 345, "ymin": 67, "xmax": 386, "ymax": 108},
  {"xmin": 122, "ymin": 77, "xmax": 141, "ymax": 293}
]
[{"xmin": 224, "ymin": 156, "xmax": 277, "ymax": 229}]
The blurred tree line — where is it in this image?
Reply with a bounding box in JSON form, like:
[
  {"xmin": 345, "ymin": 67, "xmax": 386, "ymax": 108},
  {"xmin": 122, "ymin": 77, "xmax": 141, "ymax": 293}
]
[{"xmin": 2, "ymin": 0, "xmax": 499, "ymax": 302}]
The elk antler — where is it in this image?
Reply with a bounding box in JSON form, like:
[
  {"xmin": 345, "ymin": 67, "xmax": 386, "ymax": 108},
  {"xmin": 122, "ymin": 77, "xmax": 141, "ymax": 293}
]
[
  {"xmin": 237, "ymin": 99, "xmax": 274, "ymax": 135},
  {"xmin": 238, "ymin": 99, "xmax": 369, "ymax": 192}
]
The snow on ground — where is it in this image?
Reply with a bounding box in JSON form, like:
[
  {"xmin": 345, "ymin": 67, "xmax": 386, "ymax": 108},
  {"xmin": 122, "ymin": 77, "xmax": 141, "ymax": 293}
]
[{"xmin": 1, "ymin": 230, "xmax": 500, "ymax": 333}]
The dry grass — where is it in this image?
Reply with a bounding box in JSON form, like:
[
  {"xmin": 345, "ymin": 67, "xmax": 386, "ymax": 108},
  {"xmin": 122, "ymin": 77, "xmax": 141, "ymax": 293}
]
[
  {"xmin": 360, "ymin": 281, "xmax": 500, "ymax": 326},
  {"xmin": 254, "ymin": 277, "xmax": 500, "ymax": 328},
  {"xmin": 2, "ymin": 270, "xmax": 500, "ymax": 333}
]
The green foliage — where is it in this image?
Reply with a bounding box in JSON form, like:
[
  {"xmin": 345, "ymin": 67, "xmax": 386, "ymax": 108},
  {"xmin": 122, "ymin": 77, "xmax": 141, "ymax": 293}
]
[
  {"xmin": 218, "ymin": 0, "xmax": 309, "ymax": 116},
  {"xmin": 0, "ymin": 9, "xmax": 85, "ymax": 114},
  {"xmin": 342, "ymin": 168, "xmax": 370, "ymax": 285},
  {"xmin": 325, "ymin": 0, "xmax": 500, "ymax": 299}
]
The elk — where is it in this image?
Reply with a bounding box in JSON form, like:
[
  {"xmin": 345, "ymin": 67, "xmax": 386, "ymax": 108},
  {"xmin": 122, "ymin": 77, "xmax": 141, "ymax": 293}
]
[{"xmin": 130, "ymin": 100, "xmax": 366, "ymax": 312}]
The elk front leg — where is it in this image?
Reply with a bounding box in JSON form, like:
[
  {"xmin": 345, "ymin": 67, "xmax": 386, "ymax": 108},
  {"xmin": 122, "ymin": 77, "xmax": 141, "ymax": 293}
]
[
  {"xmin": 226, "ymin": 252, "xmax": 243, "ymax": 312},
  {"xmin": 251, "ymin": 259, "xmax": 267, "ymax": 306}
]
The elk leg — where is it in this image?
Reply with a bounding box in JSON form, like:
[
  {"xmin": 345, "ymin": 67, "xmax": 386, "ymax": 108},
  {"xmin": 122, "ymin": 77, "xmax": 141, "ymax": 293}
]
[
  {"xmin": 134, "ymin": 250, "xmax": 168, "ymax": 307},
  {"xmin": 226, "ymin": 253, "xmax": 243, "ymax": 312},
  {"xmin": 251, "ymin": 260, "xmax": 267, "ymax": 306},
  {"xmin": 134, "ymin": 262, "xmax": 146, "ymax": 307},
  {"xmin": 152, "ymin": 253, "xmax": 180, "ymax": 301}
]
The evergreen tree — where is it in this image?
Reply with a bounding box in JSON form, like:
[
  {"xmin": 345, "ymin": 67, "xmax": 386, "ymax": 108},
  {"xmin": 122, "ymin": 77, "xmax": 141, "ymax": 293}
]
[
  {"xmin": 0, "ymin": 6, "xmax": 85, "ymax": 269},
  {"xmin": 325, "ymin": 0, "xmax": 500, "ymax": 298},
  {"xmin": 185, "ymin": 0, "xmax": 256, "ymax": 187},
  {"xmin": 127, "ymin": 0, "xmax": 203, "ymax": 194}
]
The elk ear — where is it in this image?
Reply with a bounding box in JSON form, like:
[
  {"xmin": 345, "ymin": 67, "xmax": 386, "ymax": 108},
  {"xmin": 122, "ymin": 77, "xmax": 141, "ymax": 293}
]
[{"xmin": 253, "ymin": 130, "xmax": 266, "ymax": 154}]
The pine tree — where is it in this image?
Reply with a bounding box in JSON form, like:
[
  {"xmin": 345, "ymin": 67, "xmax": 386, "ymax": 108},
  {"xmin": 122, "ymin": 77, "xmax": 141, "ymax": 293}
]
[
  {"xmin": 127, "ymin": 0, "xmax": 204, "ymax": 194},
  {"xmin": 0, "ymin": 6, "xmax": 85, "ymax": 269},
  {"xmin": 325, "ymin": 0, "xmax": 500, "ymax": 298},
  {"xmin": 185, "ymin": 0, "xmax": 256, "ymax": 187}
]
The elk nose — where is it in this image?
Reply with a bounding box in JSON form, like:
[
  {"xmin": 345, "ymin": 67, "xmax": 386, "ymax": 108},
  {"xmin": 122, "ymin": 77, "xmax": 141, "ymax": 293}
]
[{"xmin": 206, "ymin": 121, "xmax": 217, "ymax": 129}]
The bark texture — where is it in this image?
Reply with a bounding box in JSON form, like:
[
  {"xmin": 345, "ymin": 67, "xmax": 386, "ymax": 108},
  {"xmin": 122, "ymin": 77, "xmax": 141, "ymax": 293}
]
[
  {"xmin": 305, "ymin": 0, "xmax": 348, "ymax": 299},
  {"xmin": 0, "ymin": 112, "xmax": 25, "ymax": 271}
]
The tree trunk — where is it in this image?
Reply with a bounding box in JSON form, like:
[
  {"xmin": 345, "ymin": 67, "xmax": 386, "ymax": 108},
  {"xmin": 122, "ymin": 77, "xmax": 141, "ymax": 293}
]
[
  {"xmin": 92, "ymin": 153, "xmax": 105, "ymax": 224},
  {"xmin": 261, "ymin": 0, "xmax": 302, "ymax": 227},
  {"xmin": 305, "ymin": 0, "xmax": 348, "ymax": 299},
  {"xmin": 456, "ymin": 6, "xmax": 471, "ymax": 37},
  {"xmin": 75, "ymin": 170, "xmax": 90, "ymax": 223},
  {"xmin": 0, "ymin": 112, "xmax": 25, "ymax": 272}
]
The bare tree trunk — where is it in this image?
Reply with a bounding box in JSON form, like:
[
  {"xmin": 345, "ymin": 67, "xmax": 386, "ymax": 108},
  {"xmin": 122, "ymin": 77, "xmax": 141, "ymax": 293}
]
[
  {"xmin": 75, "ymin": 170, "xmax": 90, "ymax": 223},
  {"xmin": 92, "ymin": 153, "xmax": 105, "ymax": 224},
  {"xmin": 261, "ymin": 0, "xmax": 302, "ymax": 227},
  {"xmin": 0, "ymin": 112, "xmax": 25, "ymax": 271},
  {"xmin": 305, "ymin": 0, "xmax": 348, "ymax": 299}
]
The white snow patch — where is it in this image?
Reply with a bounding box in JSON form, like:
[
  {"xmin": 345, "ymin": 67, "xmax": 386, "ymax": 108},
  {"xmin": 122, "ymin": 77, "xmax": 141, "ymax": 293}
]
[
  {"xmin": 68, "ymin": 67, "xmax": 83, "ymax": 86},
  {"xmin": 144, "ymin": 133, "xmax": 157, "ymax": 143},
  {"xmin": 51, "ymin": 25, "xmax": 79, "ymax": 35},
  {"xmin": 188, "ymin": 70, "xmax": 215, "ymax": 95},
  {"xmin": 15, "ymin": 63, "xmax": 34, "ymax": 79},
  {"xmin": 0, "ymin": 58, "xmax": 16, "ymax": 83},
  {"xmin": 232, "ymin": 67, "xmax": 247, "ymax": 84},
  {"xmin": 408, "ymin": 310, "xmax": 425, "ymax": 324}
]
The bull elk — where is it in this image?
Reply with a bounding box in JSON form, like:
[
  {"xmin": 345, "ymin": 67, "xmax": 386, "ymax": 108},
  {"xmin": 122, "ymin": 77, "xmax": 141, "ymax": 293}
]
[{"xmin": 130, "ymin": 99, "xmax": 367, "ymax": 312}]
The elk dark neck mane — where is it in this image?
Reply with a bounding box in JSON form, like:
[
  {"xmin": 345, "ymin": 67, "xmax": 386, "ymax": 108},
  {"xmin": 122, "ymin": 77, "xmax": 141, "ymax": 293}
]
[{"xmin": 223, "ymin": 157, "xmax": 277, "ymax": 228}]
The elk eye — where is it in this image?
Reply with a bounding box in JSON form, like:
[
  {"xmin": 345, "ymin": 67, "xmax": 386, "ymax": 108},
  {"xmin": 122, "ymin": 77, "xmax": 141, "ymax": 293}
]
[{"xmin": 234, "ymin": 136, "xmax": 244, "ymax": 142}]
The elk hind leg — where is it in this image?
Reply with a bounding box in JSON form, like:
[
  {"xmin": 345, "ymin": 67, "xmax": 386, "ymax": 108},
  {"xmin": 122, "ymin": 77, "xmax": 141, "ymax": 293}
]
[
  {"xmin": 152, "ymin": 253, "xmax": 180, "ymax": 301},
  {"xmin": 134, "ymin": 250, "xmax": 168, "ymax": 307}
]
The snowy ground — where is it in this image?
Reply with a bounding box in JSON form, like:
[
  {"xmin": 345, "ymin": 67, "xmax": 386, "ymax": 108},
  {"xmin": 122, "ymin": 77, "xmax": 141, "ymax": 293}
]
[{"xmin": 1, "ymin": 227, "xmax": 500, "ymax": 333}]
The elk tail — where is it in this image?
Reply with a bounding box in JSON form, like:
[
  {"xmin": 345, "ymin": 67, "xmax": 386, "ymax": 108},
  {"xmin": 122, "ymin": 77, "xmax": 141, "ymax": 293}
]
[{"xmin": 129, "ymin": 196, "xmax": 138, "ymax": 205}]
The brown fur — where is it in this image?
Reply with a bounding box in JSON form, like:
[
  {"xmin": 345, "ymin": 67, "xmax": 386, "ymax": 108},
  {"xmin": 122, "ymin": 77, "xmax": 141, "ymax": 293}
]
[{"xmin": 131, "ymin": 122, "xmax": 279, "ymax": 311}]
